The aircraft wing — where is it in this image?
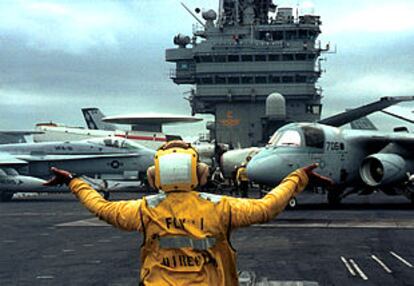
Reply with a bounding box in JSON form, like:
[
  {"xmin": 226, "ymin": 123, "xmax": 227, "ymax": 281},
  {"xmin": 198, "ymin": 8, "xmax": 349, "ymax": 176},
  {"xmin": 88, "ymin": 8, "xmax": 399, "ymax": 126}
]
[
  {"xmin": 14, "ymin": 153, "xmax": 144, "ymax": 179},
  {"xmin": 319, "ymin": 96, "xmax": 414, "ymax": 127},
  {"xmin": 19, "ymin": 153, "xmax": 140, "ymax": 162},
  {"xmin": 0, "ymin": 153, "xmax": 139, "ymax": 168},
  {"xmin": 381, "ymin": 106, "xmax": 414, "ymax": 124},
  {"xmin": 0, "ymin": 155, "xmax": 28, "ymax": 166},
  {"xmin": 345, "ymin": 131, "xmax": 414, "ymax": 147}
]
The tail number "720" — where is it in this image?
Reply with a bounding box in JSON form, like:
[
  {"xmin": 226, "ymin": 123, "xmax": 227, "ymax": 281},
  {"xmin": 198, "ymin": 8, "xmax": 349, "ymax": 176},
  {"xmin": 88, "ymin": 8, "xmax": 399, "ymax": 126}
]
[{"xmin": 326, "ymin": 141, "xmax": 345, "ymax": 151}]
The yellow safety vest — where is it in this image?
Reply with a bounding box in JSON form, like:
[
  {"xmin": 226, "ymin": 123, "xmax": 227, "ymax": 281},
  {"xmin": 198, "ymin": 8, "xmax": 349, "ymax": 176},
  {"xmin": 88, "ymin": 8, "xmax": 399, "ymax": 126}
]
[
  {"xmin": 69, "ymin": 169, "xmax": 308, "ymax": 285},
  {"xmin": 236, "ymin": 167, "xmax": 249, "ymax": 183}
]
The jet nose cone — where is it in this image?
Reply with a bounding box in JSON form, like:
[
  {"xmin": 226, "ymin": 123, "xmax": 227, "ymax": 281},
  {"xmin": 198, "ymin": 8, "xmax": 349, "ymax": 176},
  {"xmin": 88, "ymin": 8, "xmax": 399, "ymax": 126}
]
[{"xmin": 247, "ymin": 153, "xmax": 284, "ymax": 186}]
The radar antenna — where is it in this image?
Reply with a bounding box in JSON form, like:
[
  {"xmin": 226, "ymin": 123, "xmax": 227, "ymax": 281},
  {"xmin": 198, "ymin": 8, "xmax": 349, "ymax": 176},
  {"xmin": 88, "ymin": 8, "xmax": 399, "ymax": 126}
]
[{"xmin": 181, "ymin": 2, "xmax": 206, "ymax": 28}]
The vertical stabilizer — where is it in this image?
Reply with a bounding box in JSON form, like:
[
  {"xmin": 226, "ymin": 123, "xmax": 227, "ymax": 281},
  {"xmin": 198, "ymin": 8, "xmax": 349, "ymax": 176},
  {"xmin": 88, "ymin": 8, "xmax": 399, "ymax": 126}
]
[{"xmin": 81, "ymin": 108, "xmax": 117, "ymax": 131}]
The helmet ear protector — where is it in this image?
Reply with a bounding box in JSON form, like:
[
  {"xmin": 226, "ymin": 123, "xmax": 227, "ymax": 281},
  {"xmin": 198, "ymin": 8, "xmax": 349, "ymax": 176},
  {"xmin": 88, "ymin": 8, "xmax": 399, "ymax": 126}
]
[{"xmin": 146, "ymin": 141, "xmax": 209, "ymax": 192}]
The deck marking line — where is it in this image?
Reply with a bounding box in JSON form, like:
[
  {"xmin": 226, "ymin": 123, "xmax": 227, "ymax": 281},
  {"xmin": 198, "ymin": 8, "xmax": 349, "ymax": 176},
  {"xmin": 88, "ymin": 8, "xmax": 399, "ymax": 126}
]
[
  {"xmin": 349, "ymin": 259, "xmax": 368, "ymax": 281},
  {"xmin": 252, "ymin": 220, "xmax": 414, "ymax": 229},
  {"xmin": 56, "ymin": 218, "xmax": 109, "ymax": 227},
  {"xmin": 340, "ymin": 256, "xmax": 356, "ymax": 276},
  {"xmin": 2, "ymin": 240, "xmax": 16, "ymax": 243},
  {"xmin": 371, "ymin": 255, "xmax": 392, "ymax": 273},
  {"xmin": 390, "ymin": 251, "xmax": 413, "ymax": 268},
  {"xmin": 36, "ymin": 275, "xmax": 54, "ymax": 279}
]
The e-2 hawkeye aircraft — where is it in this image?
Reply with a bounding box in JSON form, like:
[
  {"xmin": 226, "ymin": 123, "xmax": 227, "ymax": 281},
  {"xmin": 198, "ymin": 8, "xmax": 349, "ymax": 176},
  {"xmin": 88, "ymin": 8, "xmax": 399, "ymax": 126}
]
[
  {"xmin": 34, "ymin": 107, "xmax": 225, "ymax": 166},
  {"xmin": 34, "ymin": 108, "xmax": 201, "ymax": 150},
  {"xmin": 247, "ymin": 96, "xmax": 414, "ymax": 205},
  {"xmin": 0, "ymin": 137, "xmax": 155, "ymax": 202}
]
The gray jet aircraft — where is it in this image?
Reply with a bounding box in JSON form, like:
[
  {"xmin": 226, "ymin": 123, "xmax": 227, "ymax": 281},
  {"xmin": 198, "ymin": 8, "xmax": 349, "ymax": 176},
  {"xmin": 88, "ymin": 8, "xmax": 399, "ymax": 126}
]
[
  {"xmin": 0, "ymin": 137, "xmax": 155, "ymax": 201},
  {"xmin": 247, "ymin": 96, "xmax": 414, "ymax": 205}
]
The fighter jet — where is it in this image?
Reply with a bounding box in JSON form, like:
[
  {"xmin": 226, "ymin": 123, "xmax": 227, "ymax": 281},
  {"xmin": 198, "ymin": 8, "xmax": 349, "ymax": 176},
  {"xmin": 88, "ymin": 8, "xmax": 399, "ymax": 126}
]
[
  {"xmin": 34, "ymin": 108, "xmax": 225, "ymax": 166},
  {"xmin": 34, "ymin": 108, "xmax": 201, "ymax": 150},
  {"xmin": 0, "ymin": 137, "xmax": 155, "ymax": 201},
  {"xmin": 247, "ymin": 96, "xmax": 414, "ymax": 205}
]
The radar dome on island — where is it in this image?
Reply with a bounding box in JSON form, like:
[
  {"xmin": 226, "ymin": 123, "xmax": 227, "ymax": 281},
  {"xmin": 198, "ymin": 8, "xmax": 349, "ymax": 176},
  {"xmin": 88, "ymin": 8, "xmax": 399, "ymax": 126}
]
[{"xmin": 266, "ymin": 93, "xmax": 286, "ymax": 120}]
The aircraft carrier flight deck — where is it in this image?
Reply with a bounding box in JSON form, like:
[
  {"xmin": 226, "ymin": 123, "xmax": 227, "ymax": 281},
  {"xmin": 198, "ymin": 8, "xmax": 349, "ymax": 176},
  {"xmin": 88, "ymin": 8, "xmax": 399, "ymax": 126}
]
[{"xmin": 1, "ymin": 191, "xmax": 413, "ymax": 286}]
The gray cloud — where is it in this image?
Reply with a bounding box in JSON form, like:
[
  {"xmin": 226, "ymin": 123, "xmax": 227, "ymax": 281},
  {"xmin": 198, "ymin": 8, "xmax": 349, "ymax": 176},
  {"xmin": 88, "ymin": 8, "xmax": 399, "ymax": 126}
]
[{"xmin": 1, "ymin": 0, "xmax": 414, "ymax": 137}]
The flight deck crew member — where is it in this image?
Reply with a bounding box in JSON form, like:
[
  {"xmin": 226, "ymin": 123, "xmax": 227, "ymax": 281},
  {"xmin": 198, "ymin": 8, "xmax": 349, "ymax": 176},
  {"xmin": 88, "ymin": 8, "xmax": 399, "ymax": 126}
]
[
  {"xmin": 45, "ymin": 140, "xmax": 333, "ymax": 286},
  {"xmin": 236, "ymin": 164, "xmax": 249, "ymax": 198}
]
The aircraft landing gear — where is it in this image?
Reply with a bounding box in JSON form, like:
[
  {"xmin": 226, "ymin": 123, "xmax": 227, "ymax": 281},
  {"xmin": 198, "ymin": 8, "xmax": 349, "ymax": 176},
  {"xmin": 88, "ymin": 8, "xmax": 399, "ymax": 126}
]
[
  {"xmin": 410, "ymin": 193, "xmax": 414, "ymax": 205},
  {"xmin": 0, "ymin": 192, "xmax": 14, "ymax": 202},
  {"xmin": 327, "ymin": 189, "xmax": 342, "ymax": 206},
  {"xmin": 287, "ymin": 197, "xmax": 297, "ymax": 209}
]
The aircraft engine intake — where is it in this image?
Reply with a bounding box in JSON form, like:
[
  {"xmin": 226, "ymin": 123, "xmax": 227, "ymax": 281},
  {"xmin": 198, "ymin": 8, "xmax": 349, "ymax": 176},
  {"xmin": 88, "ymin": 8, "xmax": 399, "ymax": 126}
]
[{"xmin": 359, "ymin": 153, "xmax": 409, "ymax": 187}]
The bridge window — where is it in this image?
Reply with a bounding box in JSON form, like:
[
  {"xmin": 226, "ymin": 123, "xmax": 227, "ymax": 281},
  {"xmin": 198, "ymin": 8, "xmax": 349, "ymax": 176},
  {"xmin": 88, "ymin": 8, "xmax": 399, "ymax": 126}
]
[
  {"xmin": 200, "ymin": 55, "xmax": 213, "ymax": 62},
  {"xmin": 308, "ymin": 30, "xmax": 318, "ymax": 39},
  {"xmin": 254, "ymin": 55, "xmax": 267, "ymax": 62},
  {"xmin": 285, "ymin": 30, "xmax": 297, "ymax": 40},
  {"xmin": 241, "ymin": 55, "xmax": 253, "ymax": 62},
  {"xmin": 302, "ymin": 126, "xmax": 324, "ymax": 149},
  {"xmin": 273, "ymin": 31, "xmax": 283, "ymax": 40},
  {"xmin": 200, "ymin": 77, "xmax": 213, "ymax": 84},
  {"xmin": 228, "ymin": 55, "xmax": 239, "ymax": 62},
  {"xmin": 298, "ymin": 29, "xmax": 308, "ymax": 39},
  {"xmin": 306, "ymin": 104, "xmax": 322, "ymax": 115},
  {"xmin": 215, "ymin": 76, "xmax": 226, "ymax": 84},
  {"xmin": 269, "ymin": 54, "xmax": 280, "ymax": 61},
  {"xmin": 295, "ymin": 75, "xmax": 307, "ymax": 83},
  {"xmin": 177, "ymin": 62, "xmax": 189, "ymax": 70},
  {"xmin": 282, "ymin": 76, "xmax": 294, "ymax": 83},
  {"xmin": 255, "ymin": 76, "xmax": 267, "ymax": 84},
  {"xmin": 270, "ymin": 75, "xmax": 281, "ymax": 83},
  {"xmin": 228, "ymin": 77, "xmax": 240, "ymax": 84},
  {"xmin": 241, "ymin": 76, "xmax": 254, "ymax": 84},
  {"xmin": 214, "ymin": 55, "xmax": 226, "ymax": 62},
  {"xmin": 296, "ymin": 53, "xmax": 307, "ymax": 61},
  {"xmin": 282, "ymin": 54, "xmax": 294, "ymax": 61}
]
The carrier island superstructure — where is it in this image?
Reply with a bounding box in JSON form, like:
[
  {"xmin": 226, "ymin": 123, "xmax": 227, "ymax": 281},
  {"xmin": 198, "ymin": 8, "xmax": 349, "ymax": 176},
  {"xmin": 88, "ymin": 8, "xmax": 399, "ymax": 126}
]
[{"xmin": 166, "ymin": 0, "xmax": 329, "ymax": 148}]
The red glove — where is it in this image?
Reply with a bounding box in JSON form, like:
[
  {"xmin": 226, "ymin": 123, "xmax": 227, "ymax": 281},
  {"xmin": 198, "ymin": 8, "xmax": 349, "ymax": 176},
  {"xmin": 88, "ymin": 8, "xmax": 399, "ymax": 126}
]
[
  {"xmin": 302, "ymin": 163, "xmax": 335, "ymax": 187},
  {"xmin": 44, "ymin": 167, "xmax": 74, "ymax": 186}
]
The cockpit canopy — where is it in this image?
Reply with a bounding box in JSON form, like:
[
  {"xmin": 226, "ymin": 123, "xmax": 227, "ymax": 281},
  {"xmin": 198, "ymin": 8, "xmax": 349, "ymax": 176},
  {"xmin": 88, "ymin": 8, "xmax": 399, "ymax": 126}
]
[
  {"xmin": 88, "ymin": 137, "xmax": 146, "ymax": 151},
  {"xmin": 268, "ymin": 125, "xmax": 325, "ymax": 149}
]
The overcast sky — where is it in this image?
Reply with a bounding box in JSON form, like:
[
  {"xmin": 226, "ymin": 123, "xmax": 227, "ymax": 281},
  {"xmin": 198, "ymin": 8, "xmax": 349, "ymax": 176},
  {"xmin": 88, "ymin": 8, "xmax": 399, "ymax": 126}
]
[{"xmin": 1, "ymin": 0, "xmax": 414, "ymax": 136}]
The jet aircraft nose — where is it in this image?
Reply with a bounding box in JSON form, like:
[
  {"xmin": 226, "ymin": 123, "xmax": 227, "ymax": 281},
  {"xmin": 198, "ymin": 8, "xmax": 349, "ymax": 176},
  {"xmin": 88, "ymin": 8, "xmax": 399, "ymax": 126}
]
[{"xmin": 247, "ymin": 151, "xmax": 286, "ymax": 186}]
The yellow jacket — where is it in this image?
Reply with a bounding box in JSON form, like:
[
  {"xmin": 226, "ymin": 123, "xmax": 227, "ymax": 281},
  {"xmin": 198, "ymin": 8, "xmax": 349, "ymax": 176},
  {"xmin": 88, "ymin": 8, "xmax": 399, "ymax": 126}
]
[
  {"xmin": 69, "ymin": 169, "xmax": 308, "ymax": 285},
  {"xmin": 236, "ymin": 166, "xmax": 249, "ymax": 183}
]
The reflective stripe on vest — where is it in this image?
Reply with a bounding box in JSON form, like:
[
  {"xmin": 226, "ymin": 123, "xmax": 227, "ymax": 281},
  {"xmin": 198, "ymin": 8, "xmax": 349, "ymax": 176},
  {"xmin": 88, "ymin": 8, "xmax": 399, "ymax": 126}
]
[
  {"xmin": 145, "ymin": 192, "xmax": 167, "ymax": 208},
  {"xmin": 158, "ymin": 236, "xmax": 217, "ymax": 250},
  {"xmin": 199, "ymin": 192, "xmax": 223, "ymax": 204}
]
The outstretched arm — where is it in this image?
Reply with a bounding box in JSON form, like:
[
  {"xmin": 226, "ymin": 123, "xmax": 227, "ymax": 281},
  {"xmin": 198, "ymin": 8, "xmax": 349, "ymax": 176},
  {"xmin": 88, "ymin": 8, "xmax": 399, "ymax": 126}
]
[
  {"xmin": 227, "ymin": 164, "xmax": 333, "ymax": 228},
  {"xmin": 227, "ymin": 169, "xmax": 308, "ymax": 228},
  {"xmin": 69, "ymin": 178, "xmax": 143, "ymax": 232},
  {"xmin": 44, "ymin": 167, "xmax": 143, "ymax": 232}
]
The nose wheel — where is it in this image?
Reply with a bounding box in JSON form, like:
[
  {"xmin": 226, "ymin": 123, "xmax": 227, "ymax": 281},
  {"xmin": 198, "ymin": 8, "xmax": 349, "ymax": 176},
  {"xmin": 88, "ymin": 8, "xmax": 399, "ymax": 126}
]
[{"xmin": 327, "ymin": 188, "xmax": 342, "ymax": 206}]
